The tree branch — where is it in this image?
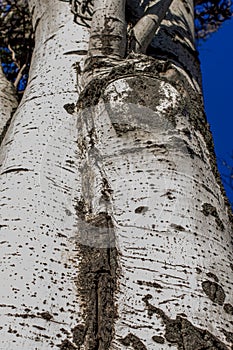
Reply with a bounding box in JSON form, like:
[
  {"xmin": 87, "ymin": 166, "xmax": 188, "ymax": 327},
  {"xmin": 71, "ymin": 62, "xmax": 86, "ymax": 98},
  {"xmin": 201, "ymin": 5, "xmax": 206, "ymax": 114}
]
[
  {"xmin": 87, "ymin": 0, "xmax": 127, "ymax": 60},
  {"xmin": 129, "ymin": 0, "xmax": 175, "ymax": 53},
  {"xmin": 14, "ymin": 63, "xmax": 26, "ymax": 88}
]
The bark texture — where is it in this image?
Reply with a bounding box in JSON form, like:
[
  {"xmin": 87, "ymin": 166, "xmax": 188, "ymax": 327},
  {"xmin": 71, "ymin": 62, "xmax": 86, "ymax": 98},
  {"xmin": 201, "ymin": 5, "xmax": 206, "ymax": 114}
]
[
  {"xmin": 0, "ymin": 0, "xmax": 232, "ymax": 349},
  {"xmin": 130, "ymin": 0, "xmax": 175, "ymax": 53},
  {"xmin": 73, "ymin": 0, "xmax": 233, "ymax": 348},
  {"xmin": 0, "ymin": 1, "xmax": 89, "ymax": 348},
  {"xmin": 0, "ymin": 63, "xmax": 18, "ymax": 145},
  {"xmin": 75, "ymin": 55, "xmax": 233, "ymax": 350}
]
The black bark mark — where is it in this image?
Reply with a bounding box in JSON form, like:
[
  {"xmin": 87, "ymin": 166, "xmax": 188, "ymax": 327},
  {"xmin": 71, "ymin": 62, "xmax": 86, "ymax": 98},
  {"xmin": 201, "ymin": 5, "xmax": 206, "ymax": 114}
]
[
  {"xmin": 202, "ymin": 203, "xmax": 225, "ymax": 231},
  {"xmin": 120, "ymin": 333, "xmax": 147, "ymax": 350},
  {"xmin": 142, "ymin": 294, "xmax": 228, "ymax": 349},
  {"xmin": 137, "ymin": 280, "xmax": 163, "ymax": 289},
  {"xmin": 152, "ymin": 335, "xmax": 165, "ymax": 344},
  {"xmin": 223, "ymin": 303, "xmax": 233, "ymax": 315},
  {"xmin": 1, "ymin": 167, "xmax": 30, "ymax": 175},
  {"xmin": 170, "ymin": 223, "xmax": 186, "ymax": 232},
  {"xmin": 202, "ymin": 280, "xmax": 226, "ymax": 306},
  {"xmin": 135, "ymin": 206, "xmax": 148, "ymax": 214},
  {"xmin": 64, "ymin": 50, "xmax": 88, "ymax": 55},
  {"xmin": 206, "ymin": 272, "xmax": 219, "ymax": 282},
  {"xmin": 40, "ymin": 311, "xmax": 53, "ymax": 321},
  {"xmin": 63, "ymin": 103, "xmax": 76, "ymax": 114}
]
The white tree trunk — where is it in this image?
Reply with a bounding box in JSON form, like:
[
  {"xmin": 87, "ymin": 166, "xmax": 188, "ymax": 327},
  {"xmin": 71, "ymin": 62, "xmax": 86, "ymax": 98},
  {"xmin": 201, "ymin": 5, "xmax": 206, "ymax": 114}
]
[
  {"xmin": 0, "ymin": 0, "xmax": 232, "ymax": 349},
  {"xmin": 0, "ymin": 1, "xmax": 89, "ymax": 348},
  {"xmin": 94, "ymin": 65, "xmax": 233, "ymax": 350}
]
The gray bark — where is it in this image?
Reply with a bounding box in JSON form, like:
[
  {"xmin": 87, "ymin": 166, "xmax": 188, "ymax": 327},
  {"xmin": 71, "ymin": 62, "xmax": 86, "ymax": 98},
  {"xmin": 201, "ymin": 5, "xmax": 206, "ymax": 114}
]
[
  {"xmin": 0, "ymin": 0, "xmax": 232, "ymax": 349},
  {"xmin": 130, "ymin": 0, "xmax": 175, "ymax": 53},
  {"xmin": 0, "ymin": 62, "xmax": 18, "ymax": 145}
]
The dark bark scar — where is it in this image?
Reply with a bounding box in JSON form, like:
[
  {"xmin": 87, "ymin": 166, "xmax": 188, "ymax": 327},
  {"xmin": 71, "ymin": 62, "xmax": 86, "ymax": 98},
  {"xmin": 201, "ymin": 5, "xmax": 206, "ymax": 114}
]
[{"xmin": 142, "ymin": 294, "xmax": 229, "ymax": 349}]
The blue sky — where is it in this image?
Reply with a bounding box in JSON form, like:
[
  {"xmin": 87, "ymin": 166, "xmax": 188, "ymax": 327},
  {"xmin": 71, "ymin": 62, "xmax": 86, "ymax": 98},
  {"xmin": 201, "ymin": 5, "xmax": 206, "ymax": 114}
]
[{"xmin": 198, "ymin": 18, "xmax": 233, "ymax": 206}]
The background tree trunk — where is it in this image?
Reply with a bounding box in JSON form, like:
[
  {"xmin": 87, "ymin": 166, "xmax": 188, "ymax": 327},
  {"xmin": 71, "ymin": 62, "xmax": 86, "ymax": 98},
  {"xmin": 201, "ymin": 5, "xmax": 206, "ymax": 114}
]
[
  {"xmin": 0, "ymin": 0, "xmax": 232, "ymax": 349},
  {"xmin": 0, "ymin": 62, "xmax": 18, "ymax": 144}
]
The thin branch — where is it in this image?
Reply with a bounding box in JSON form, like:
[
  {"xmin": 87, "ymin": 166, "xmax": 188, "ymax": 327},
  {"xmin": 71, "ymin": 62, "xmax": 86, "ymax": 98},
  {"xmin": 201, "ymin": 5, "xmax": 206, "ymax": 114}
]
[
  {"xmin": 13, "ymin": 63, "xmax": 26, "ymax": 88},
  {"xmin": 129, "ymin": 0, "xmax": 175, "ymax": 53},
  {"xmin": 7, "ymin": 44, "xmax": 20, "ymax": 68}
]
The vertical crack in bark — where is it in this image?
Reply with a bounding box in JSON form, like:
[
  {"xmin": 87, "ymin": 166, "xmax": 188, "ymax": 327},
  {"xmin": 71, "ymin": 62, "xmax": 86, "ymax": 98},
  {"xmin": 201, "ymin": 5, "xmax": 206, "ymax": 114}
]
[
  {"xmin": 74, "ymin": 218, "xmax": 118, "ymax": 349},
  {"xmin": 0, "ymin": 112, "xmax": 15, "ymax": 147},
  {"xmin": 74, "ymin": 124, "xmax": 118, "ymax": 349}
]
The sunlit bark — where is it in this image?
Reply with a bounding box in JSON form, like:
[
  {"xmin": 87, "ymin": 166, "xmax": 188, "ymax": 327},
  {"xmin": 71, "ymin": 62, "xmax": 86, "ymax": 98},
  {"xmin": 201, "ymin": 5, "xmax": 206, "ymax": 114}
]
[
  {"xmin": 0, "ymin": 1, "xmax": 89, "ymax": 348},
  {"xmin": 0, "ymin": 0, "xmax": 232, "ymax": 349}
]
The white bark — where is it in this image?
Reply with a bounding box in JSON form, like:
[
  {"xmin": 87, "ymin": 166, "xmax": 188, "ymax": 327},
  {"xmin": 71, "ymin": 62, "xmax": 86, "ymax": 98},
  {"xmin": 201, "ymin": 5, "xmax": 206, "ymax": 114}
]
[
  {"xmin": 76, "ymin": 56, "xmax": 233, "ymax": 348},
  {"xmin": 0, "ymin": 63, "xmax": 18, "ymax": 143},
  {"xmin": 101, "ymin": 77, "xmax": 232, "ymax": 349},
  {"xmin": 0, "ymin": 0, "xmax": 232, "ymax": 349},
  {"xmin": 0, "ymin": 1, "xmax": 89, "ymax": 348}
]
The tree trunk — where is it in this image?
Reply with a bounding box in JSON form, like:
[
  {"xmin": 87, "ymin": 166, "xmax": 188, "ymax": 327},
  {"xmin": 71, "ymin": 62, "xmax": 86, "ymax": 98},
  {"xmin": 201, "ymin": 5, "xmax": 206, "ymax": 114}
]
[
  {"xmin": 0, "ymin": 1, "xmax": 89, "ymax": 348},
  {"xmin": 0, "ymin": 0, "xmax": 232, "ymax": 349},
  {"xmin": 0, "ymin": 62, "xmax": 18, "ymax": 144}
]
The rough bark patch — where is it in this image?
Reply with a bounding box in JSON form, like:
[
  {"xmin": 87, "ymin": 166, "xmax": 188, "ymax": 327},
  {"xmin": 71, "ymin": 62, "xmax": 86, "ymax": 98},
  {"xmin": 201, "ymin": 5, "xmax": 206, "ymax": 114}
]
[
  {"xmin": 73, "ymin": 213, "xmax": 118, "ymax": 349},
  {"xmin": 120, "ymin": 333, "xmax": 147, "ymax": 350},
  {"xmin": 223, "ymin": 303, "xmax": 233, "ymax": 315},
  {"xmin": 112, "ymin": 122, "xmax": 138, "ymax": 136},
  {"xmin": 77, "ymin": 54, "xmax": 175, "ymax": 111},
  {"xmin": 202, "ymin": 280, "xmax": 226, "ymax": 305},
  {"xmin": 72, "ymin": 324, "xmax": 86, "ymax": 347},
  {"xmin": 58, "ymin": 339, "xmax": 77, "ymax": 350},
  {"xmin": 142, "ymin": 294, "xmax": 228, "ymax": 349},
  {"xmin": 202, "ymin": 203, "xmax": 225, "ymax": 231},
  {"xmin": 222, "ymin": 330, "xmax": 233, "ymax": 343}
]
